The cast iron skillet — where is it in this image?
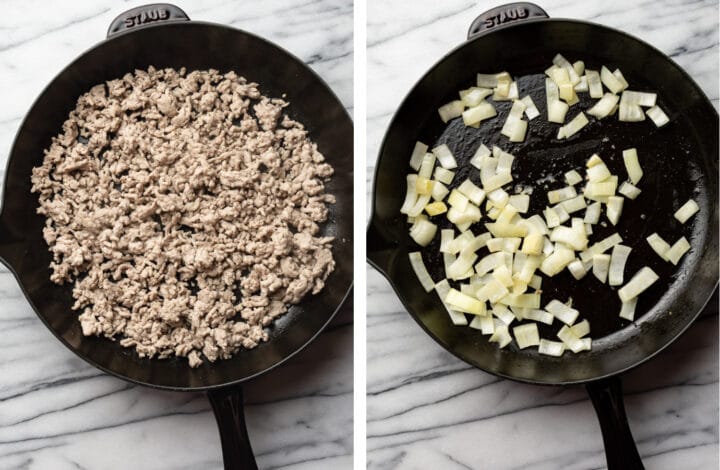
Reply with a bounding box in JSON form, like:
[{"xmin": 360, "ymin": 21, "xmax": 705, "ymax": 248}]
[
  {"xmin": 367, "ymin": 3, "xmax": 718, "ymax": 469},
  {"xmin": 1, "ymin": 4, "xmax": 353, "ymax": 469}
]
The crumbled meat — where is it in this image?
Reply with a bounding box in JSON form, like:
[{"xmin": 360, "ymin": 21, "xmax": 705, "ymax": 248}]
[{"xmin": 31, "ymin": 67, "xmax": 336, "ymax": 367}]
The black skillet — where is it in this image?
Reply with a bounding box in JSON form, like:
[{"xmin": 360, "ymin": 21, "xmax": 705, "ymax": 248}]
[
  {"xmin": 367, "ymin": 3, "xmax": 718, "ymax": 469},
  {"xmin": 0, "ymin": 4, "xmax": 353, "ymax": 469}
]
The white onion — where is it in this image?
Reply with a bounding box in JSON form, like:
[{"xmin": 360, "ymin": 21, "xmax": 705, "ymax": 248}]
[
  {"xmin": 553, "ymin": 204, "xmax": 570, "ymax": 224},
  {"xmin": 418, "ymin": 152, "xmax": 436, "ymax": 178},
  {"xmin": 592, "ymin": 253, "xmax": 611, "ymax": 283},
  {"xmin": 674, "ymin": 199, "xmax": 699, "ymax": 224},
  {"xmin": 487, "ymin": 188, "xmax": 510, "ymax": 208},
  {"xmin": 553, "ymin": 53, "xmax": 581, "ymax": 85},
  {"xmin": 492, "ymin": 304, "xmax": 516, "ymax": 325},
  {"xmin": 557, "ymin": 112, "xmax": 589, "ymax": 139},
  {"xmin": 482, "ymin": 172, "xmax": 513, "ymax": 192},
  {"xmin": 435, "ymin": 280, "xmax": 468, "ymax": 326},
  {"xmin": 529, "ymin": 274, "xmax": 542, "ymax": 290},
  {"xmin": 439, "ymin": 229, "xmax": 455, "ymax": 253},
  {"xmin": 434, "ymin": 167, "xmax": 455, "ymax": 185},
  {"xmin": 499, "ymin": 293, "xmax": 541, "ymax": 309},
  {"xmin": 486, "ymin": 237, "xmax": 522, "ymax": 252},
  {"xmin": 424, "ymin": 201, "xmax": 447, "ymax": 216},
  {"xmin": 545, "ymin": 299, "xmax": 579, "ymax": 325},
  {"xmin": 443, "ymin": 252, "xmax": 455, "ymax": 277},
  {"xmin": 580, "ymin": 233, "xmax": 623, "ymax": 263},
  {"xmin": 646, "ymin": 105, "xmax": 669, "ymax": 127},
  {"xmin": 609, "ymin": 244, "xmax": 631, "ymax": 286},
  {"xmin": 557, "ymin": 325, "xmax": 583, "ymax": 352},
  {"xmin": 469, "ymin": 143, "xmax": 491, "ymax": 169},
  {"xmin": 567, "ymin": 259, "xmax": 588, "ymax": 280},
  {"xmin": 521, "ymin": 95, "xmax": 540, "ymax": 120},
  {"xmin": 573, "ymin": 60, "xmax": 585, "ymax": 76},
  {"xmin": 409, "ymin": 218, "xmax": 437, "ymax": 246},
  {"xmin": 618, "ymin": 103, "xmax": 645, "ymax": 122},
  {"xmin": 475, "ymin": 252, "xmax": 504, "ymax": 275},
  {"xmin": 431, "ymin": 181, "xmax": 449, "ymax": 201},
  {"xmin": 508, "ymin": 195, "xmax": 530, "ymax": 213},
  {"xmin": 646, "ymin": 233, "xmax": 671, "ymax": 260},
  {"xmin": 560, "ymin": 195, "xmax": 587, "ymax": 214},
  {"xmin": 432, "ymin": 144, "xmax": 458, "ymax": 169},
  {"xmin": 586, "ymin": 154, "xmax": 603, "ymax": 167},
  {"xmin": 544, "ymin": 206, "xmax": 561, "ymax": 228},
  {"xmin": 457, "ymin": 179, "xmax": 486, "ymax": 205},
  {"xmin": 569, "ymin": 319, "xmax": 590, "ymax": 338},
  {"xmin": 574, "ymin": 76, "xmax": 588, "ymax": 92},
  {"xmin": 565, "ymin": 170, "xmax": 582, "ymax": 186},
  {"xmin": 546, "ymin": 78, "xmax": 569, "ymax": 123},
  {"xmin": 613, "ymin": 69, "xmax": 629, "ymax": 90},
  {"xmin": 524, "ymin": 309, "xmax": 554, "ymax": 325},
  {"xmin": 446, "ymin": 288, "xmax": 486, "ymax": 315},
  {"xmin": 622, "ymin": 148, "xmax": 643, "ymax": 184},
  {"xmin": 585, "ymin": 177, "xmax": 618, "ymax": 199},
  {"xmin": 462, "ymin": 101, "xmax": 497, "ymax": 126},
  {"xmin": 492, "ymin": 264, "xmax": 514, "ymax": 287},
  {"xmin": 470, "ymin": 314, "xmax": 496, "ymax": 334},
  {"xmin": 619, "ymin": 298, "xmax": 638, "ymax": 321},
  {"xmin": 584, "ymin": 201, "xmax": 602, "ymax": 224},
  {"xmin": 538, "ymin": 339, "xmax": 565, "ymax": 356},
  {"xmin": 601, "ymin": 66, "xmax": 625, "ymax": 94},
  {"xmin": 438, "ymin": 100, "xmax": 464, "ymax": 123},
  {"xmin": 521, "ymin": 215, "xmax": 549, "ymax": 235},
  {"xmin": 540, "ymin": 244, "xmax": 575, "ymax": 276},
  {"xmin": 513, "ymin": 323, "xmax": 540, "ymax": 349},
  {"xmin": 550, "ymin": 225, "xmax": 588, "ymax": 251},
  {"xmin": 586, "ymin": 160, "xmax": 611, "ymax": 182},
  {"xmin": 409, "ymin": 252, "xmax": 435, "ymax": 292},
  {"xmin": 618, "ymin": 267, "xmax": 659, "ymax": 302},
  {"xmin": 476, "ymin": 73, "xmax": 500, "ymax": 88},
  {"xmin": 620, "ymin": 90, "xmax": 656, "ymax": 108},
  {"xmin": 476, "ymin": 279, "xmax": 510, "ymax": 303},
  {"xmin": 586, "ymin": 69, "xmax": 603, "ymax": 98},
  {"xmin": 587, "ymin": 93, "xmax": 620, "ymax": 119},
  {"xmin": 489, "ymin": 323, "xmax": 512, "ymax": 348},
  {"xmin": 521, "ymin": 234, "xmax": 544, "ymax": 256},
  {"xmin": 461, "ymin": 87, "xmax": 493, "ymax": 107},
  {"xmin": 548, "ymin": 186, "xmax": 577, "ymax": 204},
  {"xmin": 618, "ymin": 182, "xmax": 641, "ymax": 199},
  {"xmin": 400, "ymin": 174, "xmax": 419, "ymax": 214},
  {"xmin": 606, "ymin": 196, "xmax": 624, "ymax": 226},
  {"xmin": 666, "ymin": 237, "xmax": 691, "ymax": 265},
  {"xmin": 409, "ymin": 141, "xmax": 428, "ymax": 171},
  {"xmin": 501, "ymin": 118, "xmax": 528, "ymax": 142},
  {"xmin": 585, "ymin": 223, "xmax": 593, "ymax": 235}
]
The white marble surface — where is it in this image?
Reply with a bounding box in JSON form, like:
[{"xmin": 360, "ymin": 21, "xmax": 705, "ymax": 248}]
[
  {"xmin": 0, "ymin": 1, "xmax": 353, "ymax": 469},
  {"xmin": 367, "ymin": 1, "xmax": 718, "ymax": 469}
]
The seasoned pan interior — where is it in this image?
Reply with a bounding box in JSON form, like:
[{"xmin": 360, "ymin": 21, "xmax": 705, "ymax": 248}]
[
  {"xmin": 0, "ymin": 22, "xmax": 353, "ymax": 390},
  {"xmin": 371, "ymin": 19, "xmax": 718, "ymax": 384}
]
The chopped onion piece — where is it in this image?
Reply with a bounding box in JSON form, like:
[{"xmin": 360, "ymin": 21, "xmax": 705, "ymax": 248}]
[
  {"xmin": 601, "ymin": 66, "xmax": 625, "ymax": 94},
  {"xmin": 646, "ymin": 105, "xmax": 669, "ymax": 127},
  {"xmin": 586, "ymin": 154, "xmax": 603, "ymax": 167},
  {"xmin": 521, "ymin": 233, "xmax": 544, "ymax": 256},
  {"xmin": 587, "ymin": 93, "xmax": 620, "ymax": 119},
  {"xmin": 432, "ymin": 144, "xmax": 458, "ymax": 169},
  {"xmin": 462, "ymin": 101, "xmax": 497, "ymax": 126},
  {"xmin": 469, "ymin": 143, "xmax": 492, "ymax": 169},
  {"xmin": 508, "ymin": 195, "xmax": 530, "ymax": 213},
  {"xmin": 418, "ymin": 152, "xmax": 436, "ymax": 178},
  {"xmin": 492, "ymin": 264, "xmax": 514, "ymax": 288},
  {"xmin": 501, "ymin": 118, "xmax": 528, "ymax": 142},
  {"xmin": 618, "ymin": 267, "xmax": 659, "ymax": 302},
  {"xmin": 569, "ymin": 319, "xmax": 590, "ymax": 338},
  {"xmin": 528, "ymin": 274, "xmax": 542, "ymax": 290},
  {"xmin": 620, "ymin": 90, "xmax": 656, "ymax": 108},
  {"xmin": 606, "ymin": 196, "xmax": 624, "ymax": 226},
  {"xmin": 447, "ymin": 189, "xmax": 469, "ymax": 211},
  {"xmin": 521, "ymin": 95, "xmax": 540, "ymax": 120},
  {"xmin": 565, "ymin": 170, "xmax": 583, "ymax": 186},
  {"xmin": 585, "ymin": 176, "xmax": 618, "ymax": 199},
  {"xmin": 439, "ymin": 229, "xmax": 455, "ymax": 253},
  {"xmin": 540, "ymin": 244, "xmax": 575, "ymax": 277},
  {"xmin": 457, "ymin": 179, "xmax": 486, "ymax": 205},
  {"xmin": 435, "ymin": 280, "xmax": 468, "ymax": 326},
  {"xmin": 470, "ymin": 314, "xmax": 496, "ymax": 334},
  {"xmin": 674, "ymin": 199, "xmax": 699, "ymax": 224},
  {"xmin": 544, "ymin": 206, "xmax": 561, "ymax": 228},
  {"xmin": 608, "ymin": 244, "xmax": 631, "ymax": 287},
  {"xmin": 622, "ymin": 148, "xmax": 643, "ymax": 184},
  {"xmin": 553, "ymin": 53, "xmax": 581, "ymax": 85},
  {"xmin": 573, "ymin": 60, "xmax": 585, "ymax": 76},
  {"xmin": 585, "ymin": 69, "xmax": 603, "ymax": 98},
  {"xmin": 574, "ymin": 76, "xmax": 588, "ymax": 92},
  {"xmin": 443, "ymin": 252, "xmax": 455, "ymax": 277},
  {"xmin": 406, "ymin": 194, "xmax": 431, "ymax": 218},
  {"xmin": 415, "ymin": 176, "xmax": 433, "ymax": 195},
  {"xmin": 492, "ymin": 305, "xmax": 516, "ymax": 325},
  {"xmin": 476, "ymin": 73, "xmax": 500, "ymax": 88},
  {"xmin": 546, "ymin": 78, "xmax": 569, "ymax": 123},
  {"xmin": 619, "ymin": 298, "xmax": 638, "ymax": 321},
  {"xmin": 494, "ymin": 147, "xmax": 515, "ymax": 174},
  {"xmin": 487, "ymin": 188, "xmax": 510, "ymax": 207},
  {"xmin": 499, "ymin": 293, "xmax": 541, "ymax": 309},
  {"xmin": 550, "ymin": 225, "xmax": 587, "ymax": 251},
  {"xmin": 447, "ymin": 204, "xmax": 481, "ymax": 226},
  {"xmin": 446, "ymin": 288, "xmax": 486, "ymax": 315},
  {"xmin": 409, "ymin": 219, "xmax": 437, "ymax": 246},
  {"xmin": 482, "ymin": 172, "xmax": 513, "ymax": 192},
  {"xmin": 557, "ymin": 325, "xmax": 583, "ymax": 352},
  {"xmin": 557, "ymin": 112, "xmax": 588, "ymax": 139},
  {"xmin": 521, "ymin": 215, "xmax": 549, "ymax": 235},
  {"xmin": 475, "ymin": 252, "xmax": 504, "ymax": 275},
  {"xmin": 494, "ymin": 81, "xmax": 520, "ymax": 101},
  {"xmin": 431, "ymin": 181, "xmax": 449, "ymax": 201},
  {"xmin": 560, "ymin": 195, "xmax": 587, "ymax": 214},
  {"xmin": 524, "ymin": 309, "xmax": 554, "ymax": 325},
  {"xmin": 409, "ymin": 142, "xmax": 428, "ymax": 171},
  {"xmin": 486, "ymin": 237, "xmax": 522, "ymax": 253},
  {"xmin": 548, "ymin": 186, "xmax": 577, "ymax": 204},
  {"xmin": 585, "ymin": 223, "xmax": 593, "ymax": 236},
  {"xmin": 425, "ymin": 201, "xmax": 447, "ymax": 216},
  {"xmin": 476, "ymin": 279, "xmax": 510, "ymax": 303},
  {"xmin": 567, "ymin": 259, "xmax": 588, "ymax": 280},
  {"xmin": 618, "ymin": 182, "xmax": 641, "ymax": 199},
  {"xmin": 553, "ymin": 204, "xmax": 570, "ymax": 224},
  {"xmin": 400, "ymin": 174, "xmax": 419, "ymax": 214},
  {"xmin": 592, "ymin": 254, "xmax": 611, "ymax": 283},
  {"xmin": 584, "ymin": 201, "xmax": 602, "ymax": 224},
  {"xmin": 489, "ymin": 323, "xmax": 512, "ymax": 348},
  {"xmin": 646, "ymin": 233, "xmax": 671, "ymax": 260},
  {"xmin": 545, "ymin": 299, "xmax": 579, "ymax": 325},
  {"xmin": 513, "ymin": 323, "xmax": 540, "ymax": 349},
  {"xmin": 580, "ymin": 233, "xmax": 623, "ymax": 263},
  {"xmin": 461, "ymin": 87, "xmax": 493, "ymax": 107},
  {"xmin": 438, "ymin": 100, "xmax": 464, "ymax": 123},
  {"xmin": 666, "ymin": 237, "xmax": 691, "ymax": 265},
  {"xmin": 538, "ymin": 339, "xmax": 565, "ymax": 357},
  {"xmin": 408, "ymin": 252, "xmax": 435, "ymax": 292},
  {"xmin": 618, "ymin": 103, "xmax": 645, "ymax": 122},
  {"xmin": 613, "ymin": 69, "xmax": 629, "ymax": 90},
  {"xmin": 434, "ymin": 167, "xmax": 455, "ymax": 185}
]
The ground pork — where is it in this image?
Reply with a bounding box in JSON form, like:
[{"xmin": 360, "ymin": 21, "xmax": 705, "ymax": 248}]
[{"xmin": 31, "ymin": 67, "xmax": 336, "ymax": 368}]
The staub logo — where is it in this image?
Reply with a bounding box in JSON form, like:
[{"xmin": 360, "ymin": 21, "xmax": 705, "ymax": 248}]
[
  {"xmin": 483, "ymin": 6, "xmax": 529, "ymax": 28},
  {"xmin": 124, "ymin": 8, "xmax": 171, "ymax": 28}
]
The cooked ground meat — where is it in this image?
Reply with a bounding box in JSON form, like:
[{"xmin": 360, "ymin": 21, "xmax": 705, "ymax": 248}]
[{"xmin": 31, "ymin": 67, "xmax": 336, "ymax": 368}]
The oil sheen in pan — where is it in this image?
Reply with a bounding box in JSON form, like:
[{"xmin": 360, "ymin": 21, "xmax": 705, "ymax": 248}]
[{"xmin": 415, "ymin": 70, "xmax": 706, "ymax": 343}]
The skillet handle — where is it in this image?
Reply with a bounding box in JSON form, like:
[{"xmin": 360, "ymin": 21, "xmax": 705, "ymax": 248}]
[
  {"xmin": 586, "ymin": 377, "xmax": 645, "ymax": 470},
  {"xmin": 467, "ymin": 2, "xmax": 548, "ymax": 40},
  {"xmin": 107, "ymin": 3, "xmax": 190, "ymax": 38},
  {"xmin": 207, "ymin": 387, "xmax": 259, "ymax": 470}
]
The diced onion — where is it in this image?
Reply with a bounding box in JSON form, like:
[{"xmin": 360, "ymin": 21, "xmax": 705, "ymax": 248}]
[
  {"xmin": 618, "ymin": 103, "xmax": 645, "ymax": 122},
  {"xmin": 524, "ymin": 309, "xmax": 554, "ymax": 325},
  {"xmin": 400, "ymin": 174, "xmax": 419, "ymax": 214},
  {"xmin": 646, "ymin": 105, "xmax": 669, "ymax": 127},
  {"xmin": 457, "ymin": 179, "xmax": 486, "ymax": 205},
  {"xmin": 548, "ymin": 186, "xmax": 577, "ymax": 204},
  {"xmin": 513, "ymin": 323, "xmax": 540, "ymax": 349},
  {"xmin": 431, "ymin": 181, "xmax": 449, "ymax": 201},
  {"xmin": 409, "ymin": 252, "xmax": 435, "ymax": 292},
  {"xmin": 415, "ymin": 176, "xmax": 433, "ymax": 195},
  {"xmin": 586, "ymin": 69, "xmax": 603, "ymax": 98},
  {"xmin": 501, "ymin": 117, "xmax": 528, "ymax": 142},
  {"xmin": 587, "ymin": 93, "xmax": 620, "ymax": 119},
  {"xmin": 469, "ymin": 143, "xmax": 491, "ymax": 169},
  {"xmin": 601, "ymin": 66, "xmax": 625, "ymax": 94},
  {"xmin": 462, "ymin": 101, "xmax": 497, "ymax": 125},
  {"xmin": 521, "ymin": 215, "xmax": 549, "ymax": 235},
  {"xmin": 508, "ymin": 195, "xmax": 530, "ymax": 213},
  {"xmin": 608, "ymin": 244, "xmax": 631, "ymax": 286},
  {"xmin": 618, "ymin": 182, "xmax": 641, "ymax": 199},
  {"xmin": 409, "ymin": 219, "xmax": 437, "ymax": 246},
  {"xmin": 546, "ymin": 78, "xmax": 569, "ymax": 123},
  {"xmin": 425, "ymin": 201, "xmax": 447, "ymax": 216},
  {"xmin": 486, "ymin": 237, "xmax": 522, "ymax": 252},
  {"xmin": 584, "ymin": 201, "xmax": 602, "ymax": 224},
  {"xmin": 492, "ymin": 264, "xmax": 514, "ymax": 288},
  {"xmin": 487, "ymin": 188, "xmax": 510, "ymax": 208},
  {"xmin": 461, "ymin": 87, "xmax": 493, "ymax": 107},
  {"xmin": 553, "ymin": 53, "xmax": 581, "ymax": 85},
  {"xmin": 557, "ymin": 325, "xmax": 584, "ymax": 352},
  {"xmin": 435, "ymin": 280, "xmax": 468, "ymax": 326},
  {"xmin": 482, "ymin": 172, "xmax": 513, "ymax": 192},
  {"xmin": 560, "ymin": 195, "xmax": 587, "ymax": 214},
  {"xmin": 476, "ymin": 73, "xmax": 500, "ymax": 88},
  {"xmin": 674, "ymin": 199, "xmax": 699, "ymax": 224},
  {"xmin": 580, "ymin": 233, "xmax": 623, "ymax": 263},
  {"xmin": 585, "ymin": 223, "xmax": 593, "ymax": 236},
  {"xmin": 494, "ymin": 148, "xmax": 515, "ymax": 175},
  {"xmin": 439, "ymin": 229, "xmax": 454, "ymax": 253},
  {"xmin": 569, "ymin": 319, "xmax": 590, "ymax": 338},
  {"xmin": 619, "ymin": 298, "xmax": 638, "ymax": 321},
  {"xmin": 573, "ymin": 61, "xmax": 585, "ymax": 76},
  {"xmin": 666, "ymin": 237, "xmax": 690, "ymax": 265},
  {"xmin": 448, "ymin": 189, "xmax": 469, "ymax": 210},
  {"xmin": 565, "ymin": 170, "xmax": 582, "ymax": 186},
  {"xmin": 567, "ymin": 259, "xmax": 588, "ymax": 280},
  {"xmin": 470, "ymin": 314, "xmax": 496, "ymax": 334},
  {"xmin": 432, "ymin": 144, "xmax": 458, "ymax": 169},
  {"xmin": 550, "ymin": 225, "xmax": 587, "ymax": 251},
  {"xmin": 545, "ymin": 299, "xmax": 579, "ymax": 325},
  {"xmin": 618, "ymin": 267, "xmax": 659, "ymax": 302},
  {"xmin": 586, "ymin": 160, "xmax": 611, "ymax": 182},
  {"xmin": 476, "ymin": 279, "xmax": 510, "ymax": 303},
  {"xmin": 489, "ymin": 322, "xmax": 512, "ymax": 348},
  {"xmin": 574, "ymin": 76, "xmax": 588, "ymax": 92},
  {"xmin": 499, "ymin": 293, "xmax": 541, "ymax": 309},
  {"xmin": 557, "ymin": 112, "xmax": 589, "ymax": 139},
  {"xmin": 520, "ymin": 95, "xmax": 540, "ymax": 120},
  {"xmin": 592, "ymin": 253, "xmax": 611, "ymax": 283},
  {"xmin": 475, "ymin": 252, "xmax": 504, "ymax": 275},
  {"xmin": 622, "ymin": 148, "xmax": 643, "ymax": 184},
  {"xmin": 606, "ymin": 196, "xmax": 624, "ymax": 226},
  {"xmin": 584, "ymin": 177, "xmax": 618, "ymax": 199},
  {"xmin": 446, "ymin": 288, "xmax": 486, "ymax": 315},
  {"xmin": 646, "ymin": 233, "xmax": 671, "ymax": 260},
  {"xmin": 620, "ymin": 90, "xmax": 656, "ymax": 108},
  {"xmin": 538, "ymin": 339, "xmax": 565, "ymax": 356},
  {"xmin": 613, "ymin": 69, "xmax": 629, "ymax": 90},
  {"xmin": 540, "ymin": 244, "xmax": 575, "ymax": 276},
  {"xmin": 434, "ymin": 167, "xmax": 455, "ymax": 185},
  {"xmin": 409, "ymin": 141, "xmax": 428, "ymax": 171},
  {"xmin": 418, "ymin": 152, "xmax": 436, "ymax": 178},
  {"xmin": 438, "ymin": 100, "xmax": 464, "ymax": 123}
]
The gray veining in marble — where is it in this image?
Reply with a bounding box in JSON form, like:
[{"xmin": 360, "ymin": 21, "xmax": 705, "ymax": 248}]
[
  {"xmin": 367, "ymin": 1, "xmax": 718, "ymax": 468},
  {"xmin": 0, "ymin": 1, "xmax": 353, "ymax": 469}
]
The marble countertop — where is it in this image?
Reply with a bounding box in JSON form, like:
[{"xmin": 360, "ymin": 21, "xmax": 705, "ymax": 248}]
[
  {"xmin": 367, "ymin": 1, "xmax": 718, "ymax": 469},
  {"xmin": 0, "ymin": 1, "xmax": 352, "ymax": 469}
]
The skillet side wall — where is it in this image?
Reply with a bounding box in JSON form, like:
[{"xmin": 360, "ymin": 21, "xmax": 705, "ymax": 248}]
[
  {"xmin": 372, "ymin": 19, "xmax": 718, "ymax": 384},
  {"xmin": 1, "ymin": 22, "xmax": 354, "ymax": 389}
]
